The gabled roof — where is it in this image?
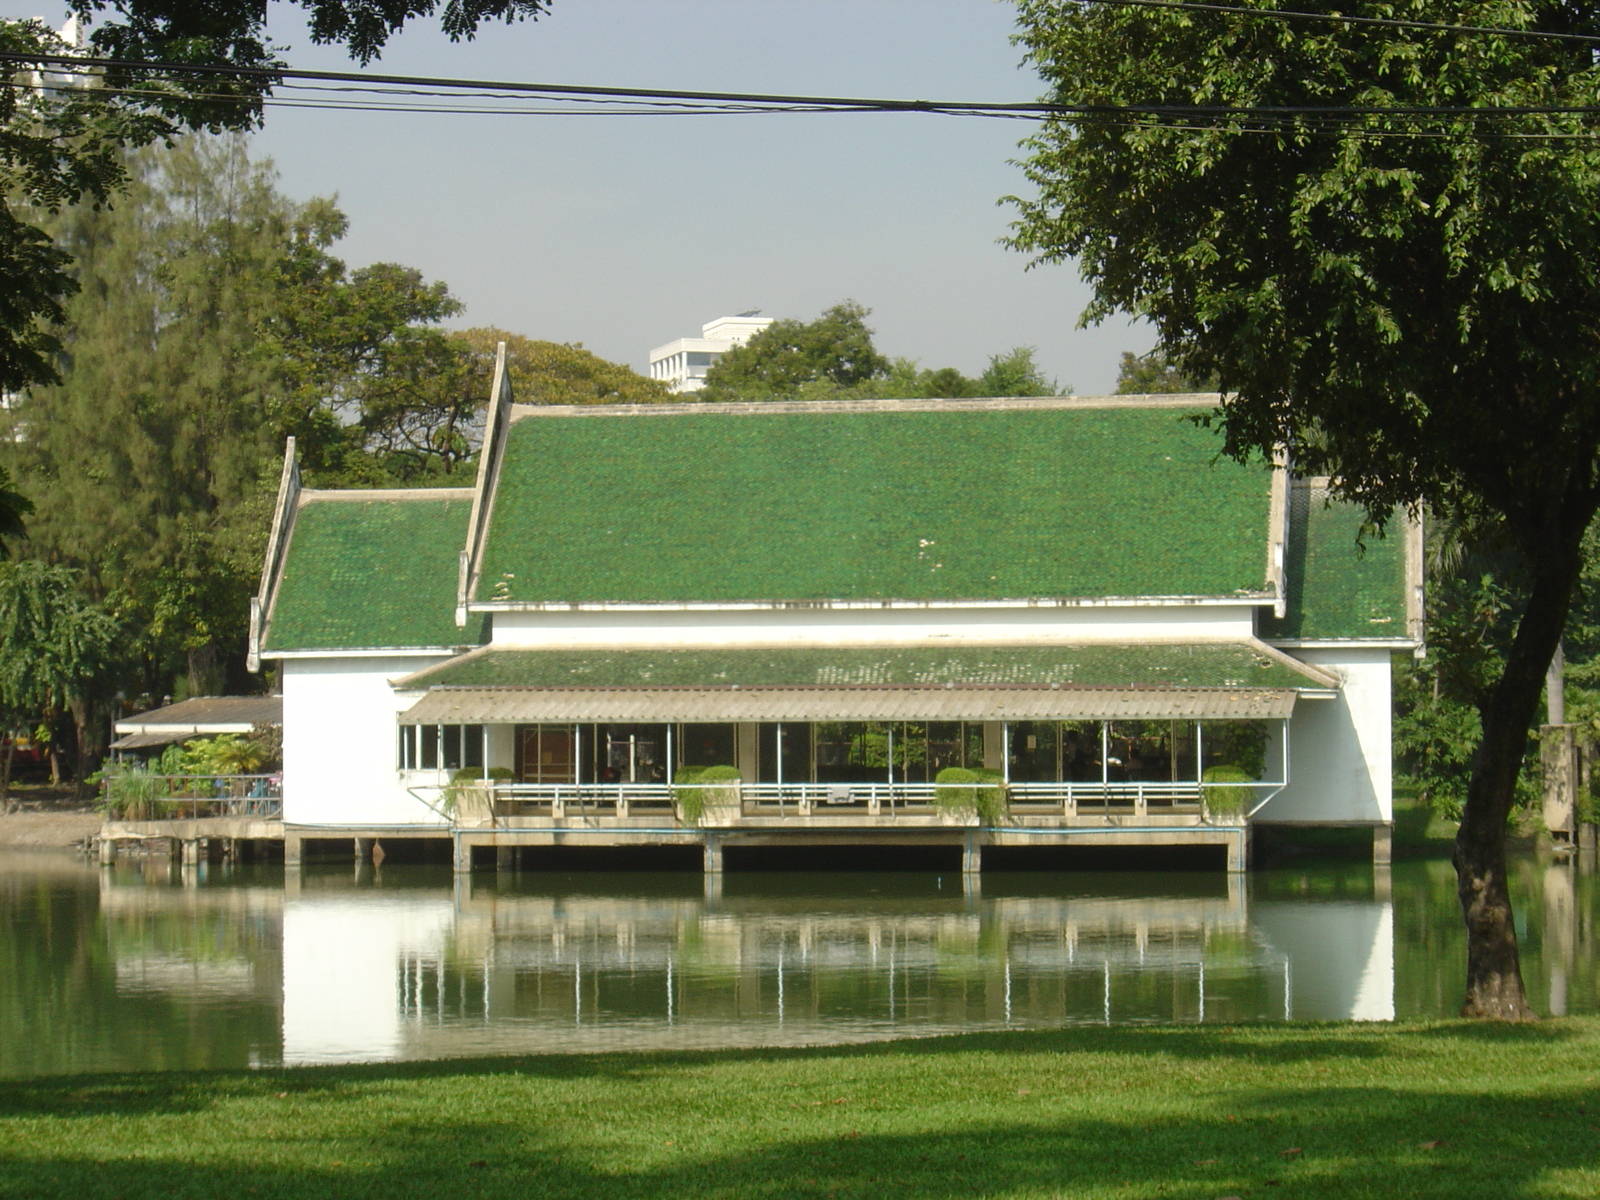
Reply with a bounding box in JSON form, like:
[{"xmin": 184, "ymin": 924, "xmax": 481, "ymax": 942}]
[
  {"xmin": 463, "ymin": 396, "xmax": 1279, "ymax": 609},
  {"xmin": 256, "ymin": 487, "xmax": 485, "ymax": 656},
  {"xmin": 1260, "ymin": 480, "xmax": 1422, "ymax": 644}
]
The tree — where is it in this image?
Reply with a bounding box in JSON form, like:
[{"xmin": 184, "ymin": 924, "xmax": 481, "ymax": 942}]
[
  {"xmin": 0, "ymin": 560, "xmax": 119, "ymax": 799},
  {"xmin": 698, "ymin": 302, "xmax": 891, "ymax": 400},
  {"xmin": 3, "ymin": 135, "xmax": 469, "ymax": 698},
  {"xmin": 1008, "ymin": 1, "xmax": 1600, "ymax": 1018},
  {"xmin": 1, "ymin": 2, "xmax": 550, "ymax": 393},
  {"xmin": 454, "ymin": 327, "xmax": 673, "ymax": 406},
  {"xmin": 980, "ymin": 346, "xmax": 1061, "ymax": 397},
  {"xmin": 1115, "ymin": 349, "xmax": 1212, "ymax": 395}
]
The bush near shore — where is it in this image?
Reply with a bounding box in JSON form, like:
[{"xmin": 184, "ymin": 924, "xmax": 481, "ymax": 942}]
[{"xmin": 2, "ymin": 1020, "xmax": 1596, "ymax": 1199}]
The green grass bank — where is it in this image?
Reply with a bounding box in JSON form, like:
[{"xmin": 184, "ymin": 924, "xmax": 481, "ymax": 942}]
[{"xmin": 3, "ymin": 1020, "xmax": 1597, "ymax": 1199}]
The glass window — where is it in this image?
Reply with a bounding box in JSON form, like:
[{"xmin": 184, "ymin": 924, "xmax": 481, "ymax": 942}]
[
  {"xmin": 677, "ymin": 723, "xmax": 735, "ymax": 771},
  {"xmin": 1200, "ymin": 721, "xmax": 1267, "ymax": 779},
  {"xmin": 1108, "ymin": 721, "xmax": 1180, "ymax": 783},
  {"xmin": 1061, "ymin": 721, "xmax": 1102, "ymax": 782},
  {"xmin": 518, "ymin": 725, "xmax": 577, "ymax": 783},
  {"xmin": 813, "ymin": 722, "xmax": 889, "ymax": 783},
  {"xmin": 464, "ymin": 725, "xmax": 484, "ymax": 770},
  {"xmin": 398, "ymin": 724, "xmax": 417, "ymax": 770},
  {"xmin": 1008, "ymin": 720, "xmax": 1060, "ymax": 783},
  {"xmin": 442, "ymin": 724, "xmax": 462, "ymax": 771},
  {"xmin": 420, "ymin": 725, "xmax": 439, "ymax": 770}
]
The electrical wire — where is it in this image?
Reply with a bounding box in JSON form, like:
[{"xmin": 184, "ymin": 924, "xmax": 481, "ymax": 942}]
[{"xmin": 9, "ymin": 48, "xmax": 1600, "ymax": 140}]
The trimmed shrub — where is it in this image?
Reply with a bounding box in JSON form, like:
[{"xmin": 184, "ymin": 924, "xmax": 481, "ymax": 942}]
[
  {"xmin": 674, "ymin": 764, "xmax": 740, "ymax": 824},
  {"xmin": 935, "ymin": 766, "xmax": 1007, "ymax": 824},
  {"xmin": 1202, "ymin": 765, "xmax": 1254, "ymax": 818}
]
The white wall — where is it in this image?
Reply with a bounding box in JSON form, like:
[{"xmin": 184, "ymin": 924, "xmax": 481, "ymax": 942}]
[
  {"xmin": 1256, "ymin": 646, "xmax": 1393, "ymax": 824},
  {"xmin": 281, "ymin": 656, "xmax": 455, "ymax": 827},
  {"xmin": 489, "ymin": 603, "xmax": 1262, "ymax": 649}
]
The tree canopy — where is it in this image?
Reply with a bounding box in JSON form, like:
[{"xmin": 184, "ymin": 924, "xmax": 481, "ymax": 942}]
[
  {"xmin": 698, "ymin": 302, "xmax": 1061, "ymax": 402},
  {"xmin": 1, "ymin": 135, "xmax": 479, "ymax": 708},
  {"xmin": 698, "ymin": 302, "xmax": 891, "ymax": 400},
  {"xmin": 454, "ymin": 328, "xmax": 672, "ymax": 406},
  {"xmin": 0, "ymin": 1, "xmax": 549, "ymax": 393},
  {"xmin": 1009, "ymin": 0, "xmax": 1600, "ymax": 1018},
  {"xmin": 1115, "ymin": 349, "xmax": 1212, "ymax": 395}
]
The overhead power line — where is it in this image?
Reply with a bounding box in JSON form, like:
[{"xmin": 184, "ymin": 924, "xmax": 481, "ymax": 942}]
[
  {"xmin": 1077, "ymin": 0, "xmax": 1600, "ymax": 46},
  {"xmin": 7, "ymin": 49, "xmax": 1600, "ymax": 140}
]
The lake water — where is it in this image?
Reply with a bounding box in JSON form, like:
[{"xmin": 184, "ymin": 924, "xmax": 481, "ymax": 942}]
[{"xmin": 2, "ymin": 849, "xmax": 1596, "ymax": 1078}]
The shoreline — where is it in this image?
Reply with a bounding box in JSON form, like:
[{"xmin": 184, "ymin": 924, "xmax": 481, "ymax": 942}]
[{"xmin": 0, "ymin": 808, "xmax": 100, "ymax": 848}]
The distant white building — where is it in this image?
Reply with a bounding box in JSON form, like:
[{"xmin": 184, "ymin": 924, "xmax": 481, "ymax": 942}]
[{"xmin": 648, "ymin": 314, "xmax": 774, "ymax": 393}]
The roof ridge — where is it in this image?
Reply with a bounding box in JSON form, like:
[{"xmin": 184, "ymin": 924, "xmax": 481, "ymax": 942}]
[{"xmin": 508, "ymin": 394, "xmax": 1220, "ymax": 420}]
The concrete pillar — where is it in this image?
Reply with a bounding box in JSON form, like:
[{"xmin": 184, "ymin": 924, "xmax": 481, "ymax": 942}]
[
  {"xmin": 1226, "ymin": 829, "xmax": 1248, "ymax": 873},
  {"xmin": 1581, "ymin": 823, "xmax": 1598, "ymax": 851},
  {"xmin": 703, "ymin": 833, "xmax": 722, "ymax": 875},
  {"xmin": 496, "ymin": 845, "xmax": 514, "ymax": 871},
  {"xmin": 962, "ymin": 834, "xmax": 981, "ymax": 875},
  {"xmin": 1373, "ymin": 863, "xmax": 1392, "ymax": 903},
  {"xmin": 355, "ymin": 836, "xmax": 375, "ymax": 863},
  {"xmin": 181, "ymin": 838, "xmax": 202, "ymax": 866},
  {"xmin": 1373, "ymin": 823, "xmax": 1393, "ymax": 867},
  {"xmin": 982, "ymin": 722, "xmax": 1005, "ymax": 771},
  {"xmin": 98, "ymin": 836, "xmax": 115, "ymax": 866},
  {"xmin": 453, "ymin": 834, "xmax": 474, "ymax": 874},
  {"xmin": 736, "ymin": 723, "xmax": 759, "ymax": 778},
  {"xmin": 282, "ymin": 832, "xmax": 302, "ymax": 868}
]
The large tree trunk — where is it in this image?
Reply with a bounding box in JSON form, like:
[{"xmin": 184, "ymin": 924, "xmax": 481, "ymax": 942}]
[
  {"xmin": 1456, "ymin": 522, "xmax": 1589, "ymax": 1019},
  {"xmin": 186, "ymin": 643, "xmax": 224, "ymax": 699},
  {"xmin": 69, "ymin": 695, "xmax": 107, "ymax": 800},
  {"xmin": 0, "ymin": 736, "xmax": 13, "ymax": 815}
]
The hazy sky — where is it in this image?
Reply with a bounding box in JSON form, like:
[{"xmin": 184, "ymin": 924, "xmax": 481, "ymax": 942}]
[{"xmin": 32, "ymin": 0, "xmax": 1158, "ymax": 393}]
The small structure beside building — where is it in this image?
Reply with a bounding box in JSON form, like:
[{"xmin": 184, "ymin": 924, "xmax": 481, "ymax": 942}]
[
  {"xmin": 647, "ymin": 313, "xmax": 773, "ymax": 393},
  {"xmin": 247, "ymin": 347, "xmax": 1422, "ymax": 875},
  {"xmin": 110, "ymin": 695, "xmax": 282, "ymax": 755},
  {"xmin": 99, "ymin": 695, "xmax": 284, "ymax": 866}
]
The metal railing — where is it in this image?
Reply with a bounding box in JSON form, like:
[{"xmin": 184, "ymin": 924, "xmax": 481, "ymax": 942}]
[
  {"xmin": 100, "ymin": 774, "xmax": 282, "ymax": 820},
  {"xmin": 477, "ymin": 778, "xmax": 1261, "ymax": 824},
  {"xmin": 490, "ymin": 781, "xmax": 676, "ymax": 819}
]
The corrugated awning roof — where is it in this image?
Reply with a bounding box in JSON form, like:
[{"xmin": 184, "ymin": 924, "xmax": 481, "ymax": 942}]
[
  {"xmin": 113, "ymin": 695, "xmax": 282, "ymax": 735},
  {"xmin": 110, "ymin": 731, "xmax": 196, "ymax": 751},
  {"xmin": 397, "ymin": 642, "xmax": 1337, "ymax": 692},
  {"xmin": 399, "ymin": 685, "xmax": 1297, "ymax": 724}
]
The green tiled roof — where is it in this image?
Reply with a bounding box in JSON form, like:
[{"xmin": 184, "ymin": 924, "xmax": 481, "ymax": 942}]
[
  {"xmin": 1260, "ymin": 486, "xmax": 1410, "ymax": 641},
  {"xmin": 263, "ymin": 493, "xmax": 484, "ymax": 653},
  {"xmin": 474, "ymin": 404, "xmax": 1274, "ymax": 605},
  {"xmin": 400, "ymin": 643, "xmax": 1323, "ymax": 691}
]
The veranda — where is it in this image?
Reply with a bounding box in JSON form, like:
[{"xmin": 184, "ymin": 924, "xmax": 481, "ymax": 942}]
[{"xmin": 399, "ymin": 717, "xmax": 1284, "ymax": 824}]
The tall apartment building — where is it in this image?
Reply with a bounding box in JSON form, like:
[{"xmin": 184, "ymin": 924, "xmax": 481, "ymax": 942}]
[{"xmin": 648, "ymin": 314, "xmax": 774, "ymax": 393}]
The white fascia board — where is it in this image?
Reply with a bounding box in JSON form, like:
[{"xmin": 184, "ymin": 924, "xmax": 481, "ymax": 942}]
[
  {"xmin": 467, "ymin": 594, "xmax": 1278, "ymax": 614},
  {"xmin": 261, "ymin": 647, "xmax": 471, "ymax": 660},
  {"xmin": 113, "ymin": 722, "xmax": 257, "ymax": 735},
  {"xmin": 648, "ymin": 336, "xmax": 733, "ymax": 361},
  {"xmin": 1266, "ymin": 639, "xmax": 1420, "ymax": 650}
]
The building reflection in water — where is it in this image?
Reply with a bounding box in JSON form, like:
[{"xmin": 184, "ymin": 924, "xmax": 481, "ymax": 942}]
[
  {"xmin": 38, "ymin": 852, "xmax": 1594, "ymax": 1079},
  {"xmin": 266, "ymin": 870, "xmax": 1398, "ymax": 1065}
]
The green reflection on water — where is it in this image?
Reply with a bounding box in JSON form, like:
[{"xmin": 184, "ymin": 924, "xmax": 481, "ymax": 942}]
[{"xmin": 1, "ymin": 848, "xmax": 1597, "ymax": 1079}]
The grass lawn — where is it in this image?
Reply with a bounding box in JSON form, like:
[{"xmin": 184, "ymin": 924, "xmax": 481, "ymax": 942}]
[{"xmin": 3, "ymin": 1020, "xmax": 1598, "ymax": 1199}]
